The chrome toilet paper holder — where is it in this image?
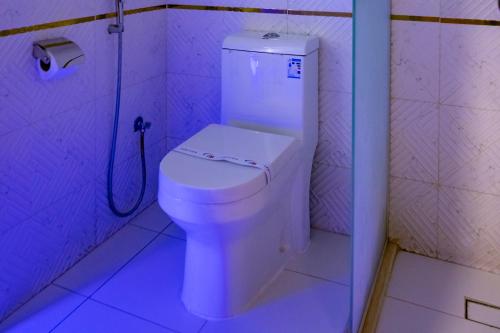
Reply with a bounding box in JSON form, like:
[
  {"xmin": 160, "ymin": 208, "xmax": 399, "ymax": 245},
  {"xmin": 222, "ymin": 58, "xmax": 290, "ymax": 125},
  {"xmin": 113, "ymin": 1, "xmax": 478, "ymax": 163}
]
[{"xmin": 32, "ymin": 38, "xmax": 84, "ymax": 68}]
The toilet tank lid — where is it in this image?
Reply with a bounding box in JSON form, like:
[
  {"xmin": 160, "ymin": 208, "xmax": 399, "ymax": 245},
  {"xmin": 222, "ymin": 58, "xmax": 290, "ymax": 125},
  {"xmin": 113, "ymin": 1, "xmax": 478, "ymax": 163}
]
[{"xmin": 223, "ymin": 31, "xmax": 319, "ymax": 56}]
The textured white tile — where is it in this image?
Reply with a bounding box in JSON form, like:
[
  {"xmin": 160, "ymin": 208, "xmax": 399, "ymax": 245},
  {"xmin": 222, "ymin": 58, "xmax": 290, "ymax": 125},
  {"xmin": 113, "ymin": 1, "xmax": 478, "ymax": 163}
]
[
  {"xmin": 223, "ymin": 11, "xmax": 288, "ymax": 36},
  {"xmin": 389, "ymin": 178, "xmax": 438, "ymax": 257},
  {"xmin": 391, "ymin": 21, "xmax": 440, "ymax": 103},
  {"xmin": 166, "ymin": 73, "xmax": 220, "ymax": 140},
  {"xmin": 97, "ymin": 0, "xmax": 167, "ymax": 13},
  {"xmin": 440, "ymin": 24, "xmax": 500, "ymax": 111},
  {"xmin": 390, "ymin": 99, "xmax": 438, "ymax": 183},
  {"xmin": 441, "ymin": 0, "xmax": 500, "ymax": 21},
  {"xmin": 201, "ymin": 271, "xmax": 350, "ymax": 333},
  {"xmin": 314, "ymin": 91, "xmax": 352, "ymax": 168},
  {"xmin": 92, "ymin": 235, "xmax": 206, "ymax": 333},
  {"xmin": 438, "ymin": 187, "xmax": 500, "ymax": 274},
  {"xmin": 288, "ymin": 15, "xmax": 352, "ymax": 93},
  {"xmin": 0, "ymin": 127, "xmax": 39, "ymax": 225},
  {"xmin": 387, "ymin": 252, "xmax": 500, "ymax": 319},
  {"xmin": 288, "ymin": 0, "xmax": 352, "ymax": 12},
  {"xmin": 310, "ymin": 164, "xmax": 352, "ymax": 235},
  {"xmin": 377, "ymin": 297, "xmax": 499, "ymax": 333},
  {"xmin": 95, "ymin": 75, "xmax": 167, "ymax": 177},
  {"xmin": 206, "ymin": 0, "xmax": 286, "ymax": 9},
  {"xmin": 0, "ymin": 22, "xmax": 96, "ymax": 124},
  {"xmin": 0, "ymin": 0, "xmax": 96, "ymax": 30},
  {"xmin": 440, "ymin": 105, "xmax": 500, "ymax": 195},
  {"xmin": 30, "ymin": 103, "xmax": 96, "ymax": 212},
  {"xmin": 54, "ymin": 225, "xmax": 157, "ymax": 296},
  {"xmin": 130, "ymin": 202, "xmax": 171, "ymax": 232},
  {"xmin": 0, "ymin": 285, "xmax": 85, "ymax": 333},
  {"xmin": 95, "ymin": 141, "xmax": 163, "ymax": 244},
  {"xmin": 166, "ymin": 9, "xmax": 227, "ymax": 78},
  {"xmin": 391, "ymin": 0, "xmax": 440, "ymax": 17},
  {"xmin": 286, "ymin": 229, "xmax": 351, "ymax": 285},
  {"xmin": 0, "ymin": 183, "xmax": 95, "ymax": 320},
  {"xmin": 54, "ymin": 300, "xmax": 174, "ymax": 333},
  {"xmin": 95, "ymin": 10, "xmax": 168, "ymax": 97}
]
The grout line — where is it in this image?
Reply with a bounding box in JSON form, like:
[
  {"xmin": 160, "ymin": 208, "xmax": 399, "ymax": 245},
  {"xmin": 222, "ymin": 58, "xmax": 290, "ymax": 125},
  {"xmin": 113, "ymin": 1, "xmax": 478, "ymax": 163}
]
[
  {"xmin": 50, "ymin": 229, "xmax": 166, "ymax": 331},
  {"xmin": 162, "ymin": 233, "xmax": 187, "ymax": 242},
  {"xmin": 385, "ymin": 295, "xmax": 468, "ymax": 321},
  {"xmin": 284, "ymin": 268, "xmax": 350, "ymax": 287},
  {"xmin": 197, "ymin": 320, "xmax": 208, "ymax": 333},
  {"xmin": 88, "ymin": 298, "xmax": 183, "ymax": 333},
  {"xmin": 129, "ymin": 221, "xmax": 172, "ymax": 234}
]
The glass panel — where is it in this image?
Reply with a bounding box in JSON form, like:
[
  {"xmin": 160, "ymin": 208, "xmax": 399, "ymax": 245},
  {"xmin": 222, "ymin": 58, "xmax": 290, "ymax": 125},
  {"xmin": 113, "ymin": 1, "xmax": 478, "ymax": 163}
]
[{"xmin": 351, "ymin": 0, "xmax": 391, "ymax": 332}]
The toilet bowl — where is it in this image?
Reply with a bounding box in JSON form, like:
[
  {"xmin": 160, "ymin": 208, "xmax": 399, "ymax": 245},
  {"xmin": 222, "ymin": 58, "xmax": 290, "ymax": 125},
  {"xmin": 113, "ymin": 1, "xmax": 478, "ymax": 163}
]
[
  {"xmin": 158, "ymin": 31, "xmax": 319, "ymax": 319},
  {"xmin": 158, "ymin": 124, "xmax": 312, "ymax": 319}
]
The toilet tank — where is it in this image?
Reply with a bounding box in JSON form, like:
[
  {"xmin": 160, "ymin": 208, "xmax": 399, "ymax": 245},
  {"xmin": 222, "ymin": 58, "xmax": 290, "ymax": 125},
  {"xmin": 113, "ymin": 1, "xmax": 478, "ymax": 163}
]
[{"xmin": 221, "ymin": 31, "xmax": 319, "ymax": 148}]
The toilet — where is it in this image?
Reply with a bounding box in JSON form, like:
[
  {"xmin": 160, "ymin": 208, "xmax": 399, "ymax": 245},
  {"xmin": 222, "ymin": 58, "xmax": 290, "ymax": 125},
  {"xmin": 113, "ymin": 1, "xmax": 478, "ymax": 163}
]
[{"xmin": 158, "ymin": 31, "xmax": 319, "ymax": 319}]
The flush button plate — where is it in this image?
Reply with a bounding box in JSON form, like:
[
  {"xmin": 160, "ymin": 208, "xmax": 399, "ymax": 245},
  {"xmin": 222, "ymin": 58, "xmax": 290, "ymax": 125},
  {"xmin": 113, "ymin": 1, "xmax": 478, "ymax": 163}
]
[{"xmin": 465, "ymin": 297, "xmax": 500, "ymax": 329}]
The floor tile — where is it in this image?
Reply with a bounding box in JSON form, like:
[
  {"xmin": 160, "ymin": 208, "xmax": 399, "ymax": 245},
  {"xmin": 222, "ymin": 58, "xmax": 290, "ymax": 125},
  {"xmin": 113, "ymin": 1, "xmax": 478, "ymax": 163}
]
[
  {"xmin": 92, "ymin": 235, "xmax": 205, "ymax": 333},
  {"xmin": 0, "ymin": 285, "xmax": 85, "ymax": 333},
  {"xmin": 286, "ymin": 229, "xmax": 351, "ymax": 285},
  {"xmin": 130, "ymin": 202, "xmax": 171, "ymax": 232},
  {"xmin": 54, "ymin": 225, "xmax": 157, "ymax": 296},
  {"xmin": 387, "ymin": 251, "xmax": 500, "ymax": 318},
  {"xmin": 162, "ymin": 222, "xmax": 186, "ymax": 240},
  {"xmin": 200, "ymin": 270, "xmax": 350, "ymax": 333},
  {"xmin": 377, "ymin": 297, "xmax": 498, "ymax": 333},
  {"xmin": 53, "ymin": 300, "xmax": 173, "ymax": 333}
]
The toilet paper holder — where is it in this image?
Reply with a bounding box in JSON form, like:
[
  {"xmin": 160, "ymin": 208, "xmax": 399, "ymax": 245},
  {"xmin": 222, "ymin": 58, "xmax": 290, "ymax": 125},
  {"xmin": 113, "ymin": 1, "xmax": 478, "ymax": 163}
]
[
  {"xmin": 33, "ymin": 38, "xmax": 84, "ymax": 68},
  {"xmin": 32, "ymin": 38, "xmax": 85, "ymax": 79}
]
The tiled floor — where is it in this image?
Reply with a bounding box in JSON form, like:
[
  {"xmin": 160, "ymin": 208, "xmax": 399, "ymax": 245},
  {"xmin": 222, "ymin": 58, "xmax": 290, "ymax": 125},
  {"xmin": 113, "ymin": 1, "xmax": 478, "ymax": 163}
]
[
  {"xmin": 377, "ymin": 252, "xmax": 500, "ymax": 333},
  {"xmin": 0, "ymin": 202, "xmax": 351, "ymax": 333}
]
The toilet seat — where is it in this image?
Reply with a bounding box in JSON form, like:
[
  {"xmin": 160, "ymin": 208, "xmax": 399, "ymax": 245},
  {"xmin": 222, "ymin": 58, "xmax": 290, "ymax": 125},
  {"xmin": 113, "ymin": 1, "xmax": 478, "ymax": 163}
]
[{"xmin": 159, "ymin": 124, "xmax": 298, "ymax": 204}]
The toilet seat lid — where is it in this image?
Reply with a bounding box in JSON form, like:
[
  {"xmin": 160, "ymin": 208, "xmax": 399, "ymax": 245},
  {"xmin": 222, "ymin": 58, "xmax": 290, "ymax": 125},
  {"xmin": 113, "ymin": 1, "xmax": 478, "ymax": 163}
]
[{"xmin": 159, "ymin": 124, "xmax": 298, "ymax": 204}]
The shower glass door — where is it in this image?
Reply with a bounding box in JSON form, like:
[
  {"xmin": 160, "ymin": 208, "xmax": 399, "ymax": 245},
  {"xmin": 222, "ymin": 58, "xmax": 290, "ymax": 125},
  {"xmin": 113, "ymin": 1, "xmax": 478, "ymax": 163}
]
[{"xmin": 351, "ymin": 0, "xmax": 391, "ymax": 331}]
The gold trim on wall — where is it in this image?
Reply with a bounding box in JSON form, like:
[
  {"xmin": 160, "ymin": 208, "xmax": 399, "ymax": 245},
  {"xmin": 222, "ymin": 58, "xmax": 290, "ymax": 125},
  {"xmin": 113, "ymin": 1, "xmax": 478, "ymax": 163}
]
[
  {"xmin": 0, "ymin": 5, "xmax": 167, "ymax": 38},
  {"xmin": 392, "ymin": 14, "xmax": 500, "ymax": 26},
  {"xmin": 1, "ymin": 4, "xmax": 499, "ymax": 38}
]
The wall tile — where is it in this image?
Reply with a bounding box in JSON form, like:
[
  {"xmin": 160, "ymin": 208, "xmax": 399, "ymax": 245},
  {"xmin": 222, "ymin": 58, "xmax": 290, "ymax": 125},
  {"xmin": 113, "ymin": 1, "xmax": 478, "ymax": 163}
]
[
  {"xmin": 288, "ymin": 0, "xmax": 352, "ymax": 12},
  {"xmin": 315, "ymin": 90, "xmax": 352, "ymax": 168},
  {"xmin": 440, "ymin": 105, "xmax": 500, "ymax": 195},
  {"xmin": 391, "ymin": 21, "xmax": 440, "ymax": 103},
  {"xmin": 30, "ymin": 103, "xmax": 96, "ymax": 213},
  {"xmin": 440, "ymin": 24, "xmax": 500, "ymax": 111},
  {"xmin": 391, "ymin": 0, "xmax": 440, "ymax": 17},
  {"xmin": 223, "ymin": 11, "xmax": 288, "ymax": 35},
  {"xmin": 95, "ymin": 75, "xmax": 167, "ymax": 177},
  {"xmin": 287, "ymin": 15, "xmax": 352, "ymax": 93},
  {"xmin": 0, "ymin": 0, "xmax": 96, "ymax": 31},
  {"xmin": 0, "ymin": 182, "xmax": 95, "ymax": 320},
  {"xmin": 389, "ymin": 178, "xmax": 438, "ymax": 257},
  {"xmin": 441, "ymin": 0, "xmax": 500, "ymax": 21},
  {"xmin": 95, "ymin": 10, "xmax": 168, "ymax": 97},
  {"xmin": 166, "ymin": 73, "xmax": 220, "ymax": 139},
  {"xmin": 0, "ymin": 102, "xmax": 96, "ymax": 221},
  {"xmin": 0, "ymin": 22, "xmax": 97, "ymax": 125},
  {"xmin": 390, "ymin": 99, "xmax": 438, "ymax": 183},
  {"xmin": 166, "ymin": 9, "xmax": 226, "ymax": 78},
  {"xmin": 310, "ymin": 164, "xmax": 352, "ymax": 235},
  {"xmin": 0, "ymin": 7, "xmax": 169, "ymax": 321},
  {"xmin": 438, "ymin": 186, "xmax": 500, "ymax": 274},
  {"xmin": 95, "ymin": 140, "xmax": 164, "ymax": 244}
]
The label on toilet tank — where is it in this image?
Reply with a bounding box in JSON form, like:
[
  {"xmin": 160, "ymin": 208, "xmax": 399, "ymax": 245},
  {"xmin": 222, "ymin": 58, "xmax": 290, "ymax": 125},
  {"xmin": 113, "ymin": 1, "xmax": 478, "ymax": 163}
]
[{"xmin": 288, "ymin": 58, "xmax": 302, "ymax": 79}]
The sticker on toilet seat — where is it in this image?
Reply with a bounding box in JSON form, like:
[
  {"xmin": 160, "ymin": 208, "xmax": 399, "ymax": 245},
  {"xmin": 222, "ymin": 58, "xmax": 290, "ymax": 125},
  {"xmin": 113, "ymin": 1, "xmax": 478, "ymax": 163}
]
[{"xmin": 288, "ymin": 58, "xmax": 302, "ymax": 79}]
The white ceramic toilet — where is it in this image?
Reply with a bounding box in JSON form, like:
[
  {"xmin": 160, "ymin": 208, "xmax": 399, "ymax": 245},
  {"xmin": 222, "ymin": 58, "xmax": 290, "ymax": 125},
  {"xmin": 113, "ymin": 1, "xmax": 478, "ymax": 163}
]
[{"xmin": 158, "ymin": 31, "xmax": 319, "ymax": 319}]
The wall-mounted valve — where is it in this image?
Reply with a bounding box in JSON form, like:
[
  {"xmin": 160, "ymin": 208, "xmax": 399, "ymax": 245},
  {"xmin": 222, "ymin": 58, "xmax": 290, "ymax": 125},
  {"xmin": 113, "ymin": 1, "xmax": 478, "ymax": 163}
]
[{"xmin": 134, "ymin": 117, "xmax": 151, "ymax": 134}]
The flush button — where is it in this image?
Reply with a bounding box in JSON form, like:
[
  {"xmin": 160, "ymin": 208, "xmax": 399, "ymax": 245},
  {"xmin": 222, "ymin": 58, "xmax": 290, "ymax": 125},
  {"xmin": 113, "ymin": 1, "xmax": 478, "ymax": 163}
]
[{"xmin": 263, "ymin": 32, "xmax": 280, "ymax": 39}]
